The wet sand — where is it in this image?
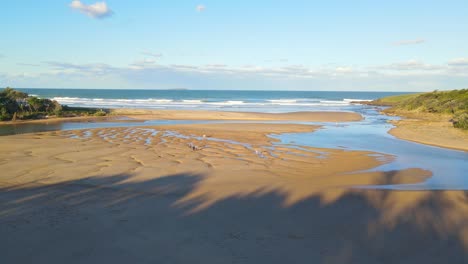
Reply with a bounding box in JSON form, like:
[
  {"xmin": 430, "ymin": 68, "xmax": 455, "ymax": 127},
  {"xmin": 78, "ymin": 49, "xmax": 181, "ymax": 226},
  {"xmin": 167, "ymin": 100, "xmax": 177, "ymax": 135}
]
[
  {"xmin": 1, "ymin": 121, "xmax": 468, "ymax": 263},
  {"xmin": 386, "ymin": 111, "xmax": 468, "ymax": 152},
  {"xmin": 111, "ymin": 109, "xmax": 363, "ymax": 122},
  {"xmin": 0, "ymin": 110, "xmax": 361, "ymax": 128}
]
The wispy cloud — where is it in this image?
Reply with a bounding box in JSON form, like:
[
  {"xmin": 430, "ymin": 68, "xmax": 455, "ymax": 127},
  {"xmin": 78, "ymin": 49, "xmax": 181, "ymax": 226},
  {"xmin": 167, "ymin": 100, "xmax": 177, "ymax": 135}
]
[
  {"xmin": 45, "ymin": 61, "xmax": 116, "ymax": 76},
  {"xmin": 141, "ymin": 50, "xmax": 163, "ymax": 58},
  {"xmin": 206, "ymin": 64, "xmax": 227, "ymax": 68},
  {"xmin": 448, "ymin": 58, "xmax": 468, "ymax": 66},
  {"xmin": 70, "ymin": 0, "xmax": 113, "ymax": 19},
  {"xmin": 375, "ymin": 59, "xmax": 442, "ymax": 72},
  {"xmin": 4, "ymin": 58, "xmax": 468, "ymax": 91},
  {"xmin": 392, "ymin": 39, "xmax": 426, "ymax": 46},
  {"xmin": 130, "ymin": 59, "xmax": 157, "ymax": 69},
  {"xmin": 196, "ymin": 4, "xmax": 206, "ymax": 12},
  {"xmin": 17, "ymin": 63, "xmax": 41, "ymax": 67},
  {"xmin": 39, "ymin": 56, "xmax": 468, "ymax": 83},
  {"xmin": 40, "ymin": 60, "xmax": 357, "ymax": 80}
]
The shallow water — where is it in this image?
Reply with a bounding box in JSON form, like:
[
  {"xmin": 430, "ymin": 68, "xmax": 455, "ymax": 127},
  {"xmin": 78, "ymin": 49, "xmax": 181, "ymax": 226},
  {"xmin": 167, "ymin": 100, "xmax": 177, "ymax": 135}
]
[
  {"xmin": 0, "ymin": 106, "xmax": 466, "ymax": 190},
  {"xmin": 272, "ymin": 107, "xmax": 468, "ymax": 190},
  {"xmin": 0, "ymin": 119, "xmax": 216, "ymax": 136}
]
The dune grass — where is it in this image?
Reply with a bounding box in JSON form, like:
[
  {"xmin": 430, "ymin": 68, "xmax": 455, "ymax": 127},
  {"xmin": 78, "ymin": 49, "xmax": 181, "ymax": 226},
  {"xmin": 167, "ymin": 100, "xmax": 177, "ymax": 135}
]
[{"xmin": 374, "ymin": 93, "xmax": 422, "ymax": 105}]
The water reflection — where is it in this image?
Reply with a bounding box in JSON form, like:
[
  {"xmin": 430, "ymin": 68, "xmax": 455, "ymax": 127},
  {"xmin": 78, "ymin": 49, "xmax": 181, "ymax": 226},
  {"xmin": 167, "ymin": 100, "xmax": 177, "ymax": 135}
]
[
  {"xmin": 0, "ymin": 119, "xmax": 217, "ymax": 136},
  {"xmin": 272, "ymin": 107, "xmax": 468, "ymax": 190}
]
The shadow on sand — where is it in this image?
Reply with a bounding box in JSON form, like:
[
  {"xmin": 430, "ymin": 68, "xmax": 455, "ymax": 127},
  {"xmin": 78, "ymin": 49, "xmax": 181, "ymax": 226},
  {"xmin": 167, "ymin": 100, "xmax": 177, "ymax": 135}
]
[{"xmin": 1, "ymin": 173, "xmax": 468, "ymax": 264}]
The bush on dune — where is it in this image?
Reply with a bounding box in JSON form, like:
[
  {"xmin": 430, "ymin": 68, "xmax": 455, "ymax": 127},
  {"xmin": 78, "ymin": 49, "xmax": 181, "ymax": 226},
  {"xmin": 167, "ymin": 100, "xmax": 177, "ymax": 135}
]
[
  {"xmin": 0, "ymin": 87, "xmax": 106, "ymax": 121},
  {"xmin": 396, "ymin": 89, "xmax": 468, "ymax": 115},
  {"xmin": 387, "ymin": 89, "xmax": 468, "ymax": 130},
  {"xmin": 453, "ymin": 112, "xmax": 468, "ymax": 129}
]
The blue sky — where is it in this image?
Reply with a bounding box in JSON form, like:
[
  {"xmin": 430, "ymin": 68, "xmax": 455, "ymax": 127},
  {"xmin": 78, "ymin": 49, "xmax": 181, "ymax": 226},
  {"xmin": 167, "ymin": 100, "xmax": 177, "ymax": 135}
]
[{"xmin": 1, "ymin": 0, "xmax": 467, "ymax": 91}]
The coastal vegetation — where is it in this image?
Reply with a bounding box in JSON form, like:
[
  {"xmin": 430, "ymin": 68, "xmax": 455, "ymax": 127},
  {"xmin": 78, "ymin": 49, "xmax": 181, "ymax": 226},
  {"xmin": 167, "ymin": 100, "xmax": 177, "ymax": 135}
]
[
  {"xmin": 369, "ymin": 93, "xmax": 422, "ymax": 106},
  {"xmin": 374, "ymin": 89, "xmax": 468, "ymax": 129},
  {"xmin": 0, "ymin": 87, "xmax": 107, "ymax": 121}
]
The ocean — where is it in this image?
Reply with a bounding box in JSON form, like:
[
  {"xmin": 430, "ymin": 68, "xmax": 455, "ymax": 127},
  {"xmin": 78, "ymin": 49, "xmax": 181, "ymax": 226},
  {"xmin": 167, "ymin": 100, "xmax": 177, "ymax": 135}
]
[{"xmin": 16, "ymin": 88, "xmax": 409, "ymax": 112}]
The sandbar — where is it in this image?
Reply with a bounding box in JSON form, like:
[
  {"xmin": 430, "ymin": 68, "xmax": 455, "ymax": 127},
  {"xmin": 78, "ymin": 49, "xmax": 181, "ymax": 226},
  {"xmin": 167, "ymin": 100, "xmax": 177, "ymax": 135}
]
[
  {"xmin": 111, "ymin": 109, "xmax": 363, "ymax": 122},
  {"xmin": 386, "ymin": 111, "xmax": 468, "ymax": 152}
]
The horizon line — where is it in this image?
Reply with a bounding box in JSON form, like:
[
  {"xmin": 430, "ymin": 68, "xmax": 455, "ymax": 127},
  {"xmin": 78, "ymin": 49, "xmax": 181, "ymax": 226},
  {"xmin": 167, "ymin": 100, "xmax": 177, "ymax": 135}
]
[{"xmin": 8, "ymin": 87, "xmax": 447, "ymax": 93}]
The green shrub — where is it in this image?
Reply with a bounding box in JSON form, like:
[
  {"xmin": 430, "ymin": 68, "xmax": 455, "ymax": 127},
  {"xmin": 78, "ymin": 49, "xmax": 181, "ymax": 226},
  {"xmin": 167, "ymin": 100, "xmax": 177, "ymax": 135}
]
[
  {"xmin": 453, "ymin": 113, "xmax": 468, "ymax": 130},
  {"xmin": 394, "ymin": 89, "xmax": 468, "ymax": 115},
  {"xmin": 371, "ymin": 89, "xmax": 468, "ymax": 130},
  {"xmin": 93, "ymin": 110, "xmax": 107, "ymax": 117},
  {"xmin": 2, "ymin": 87, "xmax": 28, "ymax": 100},
  {"xmin": 0, "ymin": 88, "xmax": 112, "ymax": 121},
  {"xmin": 0, "ymin": 107, "xmax": 11, "ymax": 121},
  {"xmin": 51, "ymin": 100, "xmax": 63, "ymax": 116}
]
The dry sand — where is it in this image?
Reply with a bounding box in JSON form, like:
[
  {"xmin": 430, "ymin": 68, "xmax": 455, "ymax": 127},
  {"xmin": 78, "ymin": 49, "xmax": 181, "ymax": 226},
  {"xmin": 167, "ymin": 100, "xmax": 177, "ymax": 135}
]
[
  {"xmin": 386, "ymin": 111, "xmax": 468, "ymax": 152},
  {"xmin": 1, "ymin": 122, "xmax": 467, "ymax": 263}
]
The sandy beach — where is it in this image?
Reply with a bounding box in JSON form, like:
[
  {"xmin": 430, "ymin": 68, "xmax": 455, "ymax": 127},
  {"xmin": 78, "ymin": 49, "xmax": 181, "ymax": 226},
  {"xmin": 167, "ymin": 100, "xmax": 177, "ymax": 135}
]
[
  {"xmin": 4, "ymin": 0, "xmax": 468, "ymax": 262},
  {"xmin": 1, "ymin": 115, "xmax": 468, "ymax": 263},
  {"xmin": 385, "ymin": 110, "xmax": 468, "ymax": 152}
]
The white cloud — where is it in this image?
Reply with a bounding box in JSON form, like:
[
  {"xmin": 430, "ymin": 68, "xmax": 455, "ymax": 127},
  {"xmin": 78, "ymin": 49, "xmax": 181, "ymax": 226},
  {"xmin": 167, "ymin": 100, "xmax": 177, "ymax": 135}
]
[
  {"xmin": 39, "ymin": 58, "xmax": 468, "ymax": 81},
  {"xmin": 206, "ymin": 64, "xmax": 227, "ymax": 68},
  {"xmin": 335, "ymin": 67, "xmax": 354, "ymax": 74},
  {"xmin": 17, "ymin": 63, "xmax": 41, "ymax": 67},
  {"xmin": 392, "ymin": 39, "xmax": 426, "ymax": 46},
  {"xmin": 70, "ymin": 0, "xmax": 113, "ymax": 19},
  {"xmin": 196, "ymin": 5, "xmax": 206, "ymax": 12},
  {"xmin": 5, "ymin": 57, "xmax": 462, "ymax": 90},
  {"xmin": 45, "ymin": 61, "xmax": 115, "ymax": 76},
  {"xmin": 376, "ymin": 59, "xmax": 442, "ymax": 72},
  {"xmin": 448, "ymin": 58, "xmax": 468, "ymax": 66},
  {"xmin": 170, "ymin": 64, "xmax": 200, "ymax": 70},
  {"xmin": 130, "ymin": 59, "xmax": 157, "ymax": 69}
]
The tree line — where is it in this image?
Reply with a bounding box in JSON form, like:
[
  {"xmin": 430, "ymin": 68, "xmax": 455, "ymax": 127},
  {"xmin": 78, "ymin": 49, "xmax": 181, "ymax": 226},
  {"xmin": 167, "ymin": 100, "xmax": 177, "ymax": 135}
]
[
  {"xmin": 0, "ymin": 87, "xmax": 63, "ymax": 121},
  {"xmin": 0, "ymin": 87, "xmax": 107, "ymax": 121}
]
